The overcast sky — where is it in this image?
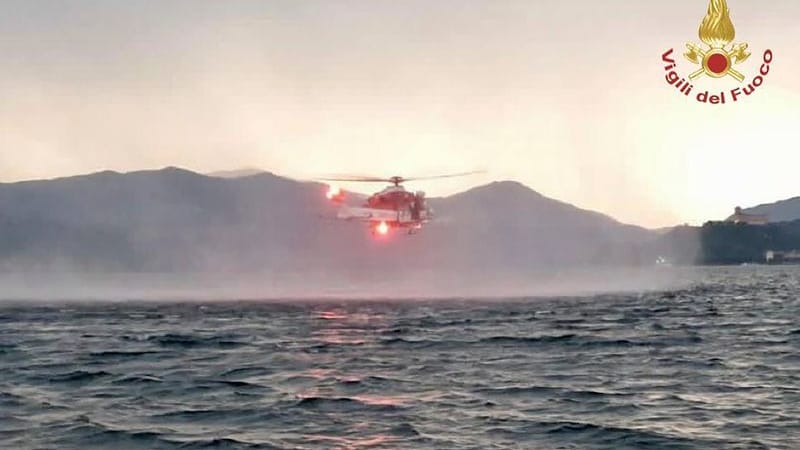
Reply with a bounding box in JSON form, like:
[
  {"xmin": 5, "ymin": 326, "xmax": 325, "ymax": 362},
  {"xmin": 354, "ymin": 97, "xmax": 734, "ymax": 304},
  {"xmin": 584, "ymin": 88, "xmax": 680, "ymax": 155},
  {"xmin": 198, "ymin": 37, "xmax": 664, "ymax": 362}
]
[{"xmin": 1, "ymin": 0, "xmax": 798, "ymax": 228}]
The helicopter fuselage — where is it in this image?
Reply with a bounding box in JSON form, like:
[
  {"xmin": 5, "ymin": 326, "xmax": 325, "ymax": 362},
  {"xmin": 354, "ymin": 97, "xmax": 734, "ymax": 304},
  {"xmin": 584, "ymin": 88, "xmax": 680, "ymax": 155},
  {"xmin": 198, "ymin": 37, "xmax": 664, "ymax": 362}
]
[
  {"xmin": 327, "ymin": 183, "xmax": 431, "ymax": 235},
  {"xmin": 320, "ymin": 171, "xmax": 483, "ymax": 236}
]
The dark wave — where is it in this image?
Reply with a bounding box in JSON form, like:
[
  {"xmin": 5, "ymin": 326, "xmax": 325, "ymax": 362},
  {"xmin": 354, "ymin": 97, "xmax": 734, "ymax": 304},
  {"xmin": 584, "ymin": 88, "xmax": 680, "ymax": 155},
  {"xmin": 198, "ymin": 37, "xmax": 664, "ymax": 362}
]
[
  {"xmin": 88, "ymin": 350, "xmax": 163, "ymax": 359},
  {"xmin": 218, "ymin": 366, "xmax": 271, "ymax": 378},
  {"xmin": 177, "ymin": 437, "xmax": 281, "ymax": 449},
  {"xmin": 480, "ymin": 334, "xmax": 578, "ymax": 345},
  {"xmin": 479, "ymin": 385, "xmax": 561, "ymax": 396},
  {"xmin": 541, "ymin": 420, "xmax": 707, "ymax": 448},
  {"xmin": 154, "ymin": 409, "xmax": 227, "ymax": 419},
  {"xmin": 48, "ymin": 370, "xmax": 112, "ymax": 383},
  {"xmin": 487, "ymin": 419, "xmax": 717, "ymax": 448},
  {"xmin": 390, "ymin": 422, "xmax": 420, "ymax": 437},
  {"xmin": 380, "ymin": 337, "xmax": 445, "ymax": 348},
  {"xmin": 210, "ymin": 379, "xmax": 269, "ymax": 390},
  {"xmin": 58, "ymin": 422, "xmax": 170, "ymax": 447},
  {"xmin": 0, "ymin": 391, "xmax": 24, "ymax": 408},
  {"xmin": 151, "ymin": 407, "xmax": 269, "ymax": 422},
  {"xmin": 379, "ymin": 332, "xmax": 704, "ymax": 351},
  {"xmin": 295, "ymin": 396, "xmax": 404, "ymax": 412},
  {"xmin": 480, "ymin": 334, "xmax": 655, "ymax": 348},
  {"xmin": 144, "ymin": 333, "xmax": 249, "ymax": 349},
  {"xmin": 59, "ymin": 422, "xmax": 281, "ymax": 449},
  {"xmin": 0, "ymin": 343, "xmax": 17, "ymax": 353},
  {"xmin": 478, "ymin": 385, "xmax": 634, "ymax": 400}
]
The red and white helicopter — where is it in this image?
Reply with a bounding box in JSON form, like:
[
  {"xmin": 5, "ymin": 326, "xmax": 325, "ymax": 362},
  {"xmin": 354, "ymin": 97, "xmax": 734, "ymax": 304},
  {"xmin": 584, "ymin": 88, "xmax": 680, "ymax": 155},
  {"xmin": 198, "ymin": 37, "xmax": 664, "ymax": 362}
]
[{"xmin": 319, "ymin": 171, "xmax": 483, "ymax": 236}]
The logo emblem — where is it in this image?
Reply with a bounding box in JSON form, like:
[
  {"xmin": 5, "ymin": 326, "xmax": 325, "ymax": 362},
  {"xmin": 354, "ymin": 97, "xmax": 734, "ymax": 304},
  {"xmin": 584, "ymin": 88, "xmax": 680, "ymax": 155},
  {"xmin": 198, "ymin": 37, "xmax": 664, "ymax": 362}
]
[
  {"xmin": 684, "ymin": 0, "xmax": 749, "ymax": 82},
  {"xmin": 660, "ymin": 0, "xmax": 773, "ymax": 104}
]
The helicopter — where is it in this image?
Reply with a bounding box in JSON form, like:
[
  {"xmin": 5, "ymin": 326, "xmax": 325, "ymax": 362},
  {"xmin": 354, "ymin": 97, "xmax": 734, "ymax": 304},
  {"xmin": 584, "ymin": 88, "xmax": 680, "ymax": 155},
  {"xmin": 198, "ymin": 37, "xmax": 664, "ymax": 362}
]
[{"xmin": 318, "ymin": 171, "xmax": 484, "ymax": 236}]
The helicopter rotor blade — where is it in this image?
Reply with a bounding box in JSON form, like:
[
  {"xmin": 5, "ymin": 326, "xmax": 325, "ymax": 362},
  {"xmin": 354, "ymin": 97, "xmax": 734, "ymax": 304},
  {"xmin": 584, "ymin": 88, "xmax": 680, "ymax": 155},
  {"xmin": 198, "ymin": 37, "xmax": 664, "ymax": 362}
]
[
  {"xmin": 315, "ymin": 175, "xmax": 391, "ymax": 183},
  {"xmin": 314, "ymin": 169, "xmax": 485, "ymax": 184},
  {"xmin": 401, "ymin": 170, "xmax": 486, "ymax": 182}
]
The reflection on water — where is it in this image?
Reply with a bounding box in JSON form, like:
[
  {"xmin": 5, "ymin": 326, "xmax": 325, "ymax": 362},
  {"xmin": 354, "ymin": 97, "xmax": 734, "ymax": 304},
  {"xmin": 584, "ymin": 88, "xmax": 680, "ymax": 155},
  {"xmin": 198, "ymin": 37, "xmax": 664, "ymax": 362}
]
[{"xmin": 300, "ymin": 307, "xmax": 412, "ymax": 448}]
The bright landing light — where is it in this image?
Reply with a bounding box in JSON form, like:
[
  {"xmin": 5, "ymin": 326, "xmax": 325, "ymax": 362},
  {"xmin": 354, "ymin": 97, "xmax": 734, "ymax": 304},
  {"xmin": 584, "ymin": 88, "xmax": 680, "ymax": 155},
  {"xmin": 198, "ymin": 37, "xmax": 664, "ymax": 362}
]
[{"xmin": 376, "ymin": 221, "xmax": 389, "ymax": 235}]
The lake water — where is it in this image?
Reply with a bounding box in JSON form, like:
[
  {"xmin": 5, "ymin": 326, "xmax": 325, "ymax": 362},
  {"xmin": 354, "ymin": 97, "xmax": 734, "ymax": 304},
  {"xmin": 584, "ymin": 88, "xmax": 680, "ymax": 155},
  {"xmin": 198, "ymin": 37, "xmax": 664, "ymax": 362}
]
[{"xmin": 1, "ymin": 266, "xmax": 798, "ymax": 449}]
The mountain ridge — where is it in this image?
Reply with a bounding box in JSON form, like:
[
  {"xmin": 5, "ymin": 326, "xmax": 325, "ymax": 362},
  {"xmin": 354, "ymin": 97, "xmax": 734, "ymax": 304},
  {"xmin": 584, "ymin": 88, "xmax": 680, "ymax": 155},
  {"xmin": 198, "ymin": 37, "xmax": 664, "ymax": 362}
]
[
  {"xmin": 741, "ymin": 197, "xmax": 800, "ymax": 223},
  {"xmin": 0, "ymin": 167, "xmax": 663, "ymax": 274},
  {"xmin": 4, "ymin": 167, "xmax": 646, "ymax": 227}
]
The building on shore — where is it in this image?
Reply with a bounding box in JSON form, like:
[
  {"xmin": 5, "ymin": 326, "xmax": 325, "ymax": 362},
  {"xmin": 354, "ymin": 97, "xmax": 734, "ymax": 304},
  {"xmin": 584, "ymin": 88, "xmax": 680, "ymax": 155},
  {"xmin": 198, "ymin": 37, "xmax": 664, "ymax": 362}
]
[
  {"xmin": 765, "ymin": 250, "xmax": 800, "ymax": 264},
  {"xmin": 726, "ymin": 207, "xmax": 769, "ymax": 225}
]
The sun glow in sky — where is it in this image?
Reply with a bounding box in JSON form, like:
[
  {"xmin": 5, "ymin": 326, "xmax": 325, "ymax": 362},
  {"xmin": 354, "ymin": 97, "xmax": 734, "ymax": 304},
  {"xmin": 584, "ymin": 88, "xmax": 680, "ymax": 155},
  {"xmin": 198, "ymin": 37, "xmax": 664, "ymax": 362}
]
[{"xmin": 1, "ymin": 0, "xmax": 799, "ymax": 228}]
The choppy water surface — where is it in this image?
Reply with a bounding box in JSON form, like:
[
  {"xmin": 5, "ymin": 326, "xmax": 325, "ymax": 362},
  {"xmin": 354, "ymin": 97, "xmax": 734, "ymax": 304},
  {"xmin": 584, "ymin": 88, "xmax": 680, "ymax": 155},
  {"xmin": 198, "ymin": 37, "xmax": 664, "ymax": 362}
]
[{"xmin": 2, "ymin": 267, "xmax": 799, "ymax": 449}]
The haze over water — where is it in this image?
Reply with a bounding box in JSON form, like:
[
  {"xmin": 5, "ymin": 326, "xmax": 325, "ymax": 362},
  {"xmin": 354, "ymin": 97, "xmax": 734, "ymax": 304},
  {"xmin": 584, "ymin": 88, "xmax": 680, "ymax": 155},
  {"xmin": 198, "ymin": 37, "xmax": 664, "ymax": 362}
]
[{"xmin": 2, "ymin": 266, "xmax": 798, "ymax": 449}]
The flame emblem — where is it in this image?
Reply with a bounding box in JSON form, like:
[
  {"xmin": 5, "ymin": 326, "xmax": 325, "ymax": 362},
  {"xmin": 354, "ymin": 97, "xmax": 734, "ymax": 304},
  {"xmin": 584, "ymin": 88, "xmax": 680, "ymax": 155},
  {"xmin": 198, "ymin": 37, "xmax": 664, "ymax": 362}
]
[{"xmin": 684, "ymin": 0, "xmax": 750, "ymax": 82}]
